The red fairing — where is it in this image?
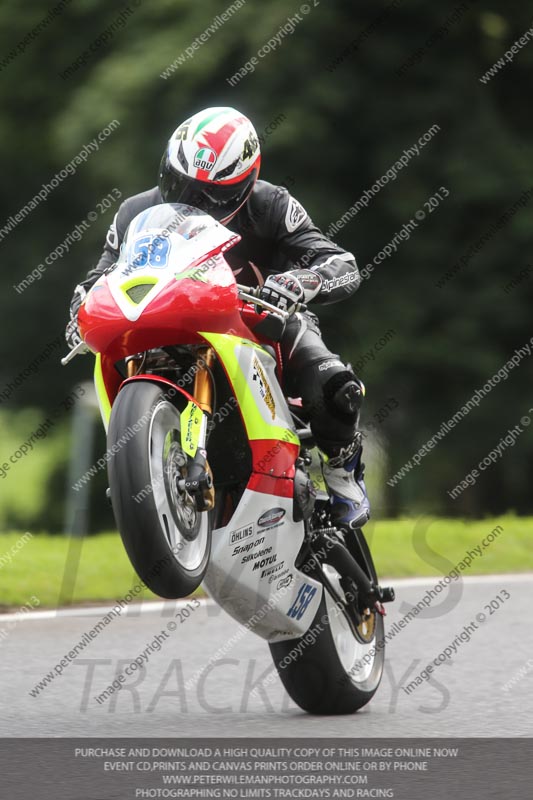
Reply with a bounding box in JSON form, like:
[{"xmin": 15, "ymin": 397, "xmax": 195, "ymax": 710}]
[
  {"xmin": 79, "ymin": 254, "xmax": 255, "ymax": 363},
  {"xmin": 248, "ymin": 473, "xmax": 294, "ymax": 498},
  {"xmin": 250, "ymin": 440, "xmax": 298, "ymax": 477},
  {"xmin": 247, "ymin": 440, "xmax": 298, "ymax": 498}
]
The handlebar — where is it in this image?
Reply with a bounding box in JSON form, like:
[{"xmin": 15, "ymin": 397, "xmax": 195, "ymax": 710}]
[
  {"xmin": 236, "ymin": 284, "xmax": 307, "ymax": 317},
  {"xmin": 61, "ymin": 286, "xmax": 304, "ymax": 366},
  {"xmin": 60, "ymin": 341, "xmax": 89, "ymax": 366}
]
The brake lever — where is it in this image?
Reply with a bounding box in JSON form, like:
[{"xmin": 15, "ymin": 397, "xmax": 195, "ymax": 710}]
[
  {"xmin": 236, "ymin": 285, "xmax": 307, "ymax": 317},
  {"xmin": 237, "ymin": 289, "xmax": 289, "ymax": 320},
  {"xmin": 236, "ymin": 283, "xmax": 259, "ymax": 296},
  {"xmin": 61, "ymin": 341, "xmax": 89, "ymax": 366}
]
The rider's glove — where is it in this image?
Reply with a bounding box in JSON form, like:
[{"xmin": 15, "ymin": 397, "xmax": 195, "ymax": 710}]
[
  {"xmin": 260, "ymin": 269, "xmax": 323, "ymax": 314},
  {"xmin": 260, "ymin": 272, "xmax": 306, "ymax": 314},
  {"xmin": 65, "ymin": 284, "xmax": 86, "ymax": 350}
]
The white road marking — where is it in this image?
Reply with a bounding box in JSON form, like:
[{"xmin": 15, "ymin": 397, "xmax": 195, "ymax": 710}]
[
  {"xmin": 1, "ymin": 573, "xmax": 531, "ymax": 623},
  {"xmin": 0, "ymin": 596, "xmax": 212, "ymax": 622}
]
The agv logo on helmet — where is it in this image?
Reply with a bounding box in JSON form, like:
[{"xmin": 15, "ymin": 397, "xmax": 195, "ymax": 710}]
[{"xmin": 193, "ymin": 148, "xmax": 217, "ymax": 171}]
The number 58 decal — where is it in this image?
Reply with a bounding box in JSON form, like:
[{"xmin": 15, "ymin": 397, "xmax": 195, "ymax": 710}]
[
  {"xmin": 288, "ymin": 583, "xmax": 317, "ymax": 620},
  {"xmin": 130, "ymin": 234, "xmax": 170, "ymax": 269}
]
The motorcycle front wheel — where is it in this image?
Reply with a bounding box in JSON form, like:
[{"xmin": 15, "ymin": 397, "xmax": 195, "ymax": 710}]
[{"xmin": 107, "ymin": 382, "xmax": 211, "ymax": 598}]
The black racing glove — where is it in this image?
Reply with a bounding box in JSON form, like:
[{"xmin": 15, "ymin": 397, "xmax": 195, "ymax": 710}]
[
  {"xmin": 65, "ymin": 284, "xmax": 86, "ymax": 350},
  {"xmin": 260, "ymin": 269, "xmax": 322, "ymax": 314}
]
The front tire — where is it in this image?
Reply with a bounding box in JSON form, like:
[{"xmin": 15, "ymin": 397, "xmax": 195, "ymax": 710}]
[{"xmin": 108, "ymin": 382, "xmax": 211, "ymax": 598}]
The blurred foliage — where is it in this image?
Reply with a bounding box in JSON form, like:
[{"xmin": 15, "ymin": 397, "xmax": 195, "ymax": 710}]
[
  {"xmin": 0, "ymin": 0, "xmax": 532, "ymax": 527},
  {"xmin": 0, "ymin": 410, "xmax": 69, "ymax": 530},
  {"xmin": 0, "ymin": 408, "xmax": 111, "ymax": 531}
]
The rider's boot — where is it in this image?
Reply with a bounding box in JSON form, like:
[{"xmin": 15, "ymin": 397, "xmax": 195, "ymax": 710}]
[{"xmin": 321, "ymin": 439, "xmax": 370, "ymax": 530}]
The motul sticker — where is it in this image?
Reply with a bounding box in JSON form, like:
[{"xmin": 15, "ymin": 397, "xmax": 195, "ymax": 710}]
[
  {"xmin": 193, "ymin": 147, "xmax": 217, "ymax": 171},
  {"xmin": 257, "ymin": 507, "xmax": 286, "ymax": 528},
  {"xmin": 285, "ymin": 197, "xmax": 306, "ymax": 232},
  {"xmin": 252, "ymin": 554, "xmax": 277, "ymax": 571}
]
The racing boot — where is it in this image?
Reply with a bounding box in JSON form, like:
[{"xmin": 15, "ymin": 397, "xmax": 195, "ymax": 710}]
[{"xmin": 321, "ymin": 440, "xmax": 370, "ymax": 530}]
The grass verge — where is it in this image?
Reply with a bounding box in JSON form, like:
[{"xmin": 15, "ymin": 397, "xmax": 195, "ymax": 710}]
[{"xmin": 0, "ymin": 515, "xmax": 531, "ymax": 609}]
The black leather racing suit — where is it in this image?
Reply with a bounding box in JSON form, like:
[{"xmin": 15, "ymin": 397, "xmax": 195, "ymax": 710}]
[{"xmin": 77, "ymin": 180, "xmax": 363, "ymax": 458}]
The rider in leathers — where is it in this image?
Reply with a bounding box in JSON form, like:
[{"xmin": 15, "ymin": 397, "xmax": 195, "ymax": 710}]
[{"xmin": 66, "ymin": 107, "xmax": 370, "ymax": 529}]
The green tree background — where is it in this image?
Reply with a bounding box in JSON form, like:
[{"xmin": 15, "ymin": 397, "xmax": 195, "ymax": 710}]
[{"xmin": 0, "ymin": 0, "xmax": 531, "ymax": 530}]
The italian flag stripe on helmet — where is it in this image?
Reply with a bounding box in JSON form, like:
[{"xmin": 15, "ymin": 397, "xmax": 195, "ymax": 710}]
[{"xmin": 192, "ymin": 108, "xmax": 231, "ymax": 137}]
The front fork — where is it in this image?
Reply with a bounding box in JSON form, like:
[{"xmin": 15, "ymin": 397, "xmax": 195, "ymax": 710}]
[{"xmin": 177, "ymin": 347, "xmax": 216, "ymax": 512}]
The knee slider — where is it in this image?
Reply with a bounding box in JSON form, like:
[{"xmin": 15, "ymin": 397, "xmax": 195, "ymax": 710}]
[
  {"xmin": 323, "ymin": 369, "xmax": 363, "ymax": 420},
  {"xmin": 300, "ymin": 362, "xmax": 361, "ymax": 455}
]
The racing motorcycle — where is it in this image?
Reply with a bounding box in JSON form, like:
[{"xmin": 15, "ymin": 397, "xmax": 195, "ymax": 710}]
[{"xmin": 63, "ymin": 203, "xmax": 394, "ymax": 714}]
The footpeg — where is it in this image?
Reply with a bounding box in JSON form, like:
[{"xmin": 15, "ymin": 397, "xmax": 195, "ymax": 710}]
[{"xmin": 375, "ymin": 585, "xmax": 395, "ymax": 603}]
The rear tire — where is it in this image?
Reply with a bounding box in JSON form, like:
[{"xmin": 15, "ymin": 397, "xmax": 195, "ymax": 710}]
[
  {"xmin": 269, "ymin": 531, "xmax": 384, "ymax": 714},
  {"xmin": 108, "ymin": 382, "xmax": 211, "ymax": 598}
]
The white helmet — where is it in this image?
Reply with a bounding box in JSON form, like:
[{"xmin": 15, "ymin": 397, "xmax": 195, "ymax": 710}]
[{"xmin": 158, "ymin": 107, "xmax": 261, "ymax": 223}]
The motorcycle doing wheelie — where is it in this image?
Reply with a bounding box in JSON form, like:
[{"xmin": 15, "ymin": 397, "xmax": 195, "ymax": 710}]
[{"xmin": 63, "ymin": 203, "xmax": 395, "ymax": 714}]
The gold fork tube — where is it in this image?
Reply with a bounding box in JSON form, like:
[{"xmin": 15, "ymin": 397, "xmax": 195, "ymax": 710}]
[{"xmin": 193, "ymin": 347, "xmax": 215, "ymax": 414}]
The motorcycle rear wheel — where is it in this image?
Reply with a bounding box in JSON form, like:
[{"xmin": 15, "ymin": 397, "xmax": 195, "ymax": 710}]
[
  {"xmin": 107, "ymin": 382, "xmax": 211, "ymax": 598},
  {"xmin": 268, "ymin": 531, "xmax": 384, "ymax": 714}
]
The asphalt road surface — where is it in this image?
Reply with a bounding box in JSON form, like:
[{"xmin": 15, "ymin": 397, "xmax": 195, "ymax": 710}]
[{"xmin": 1, "ymin": 574, "xmax": 531, "ymax": 737}]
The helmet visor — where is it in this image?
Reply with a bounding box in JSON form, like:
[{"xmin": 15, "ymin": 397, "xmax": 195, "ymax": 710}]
[{"xmin": 159, "ymin": 157, "xmax": 257, "ymax": 221}]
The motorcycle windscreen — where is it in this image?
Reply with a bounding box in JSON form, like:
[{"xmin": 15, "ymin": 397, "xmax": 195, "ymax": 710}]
[{"xmin": 103, "ymin": 202, "xmax": 241, "ymax": 323}]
